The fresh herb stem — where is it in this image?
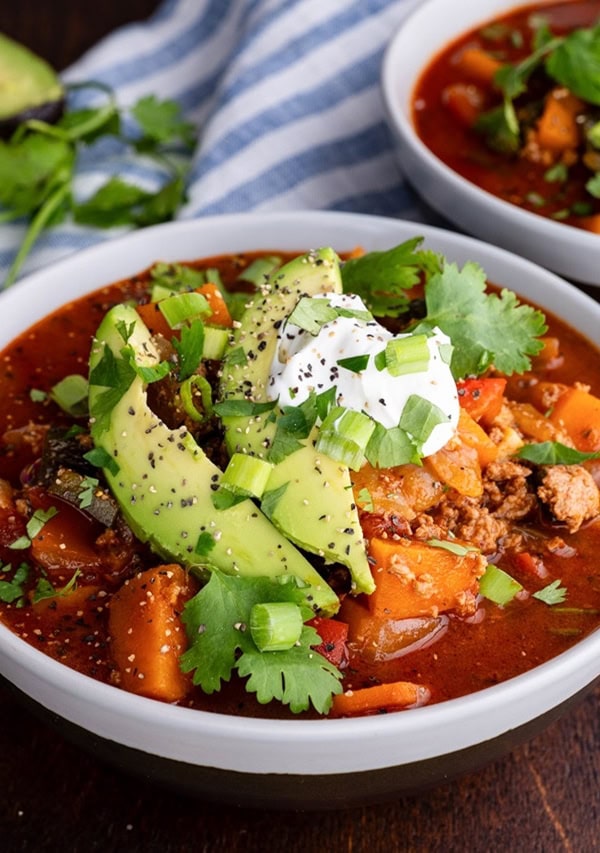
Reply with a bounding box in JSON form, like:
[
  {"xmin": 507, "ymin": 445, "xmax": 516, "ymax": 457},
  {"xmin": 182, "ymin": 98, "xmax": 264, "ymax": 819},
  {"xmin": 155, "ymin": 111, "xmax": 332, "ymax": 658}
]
[{"xmin": 4, "ymin": 180, "xmax": 71, "ymax": 288}]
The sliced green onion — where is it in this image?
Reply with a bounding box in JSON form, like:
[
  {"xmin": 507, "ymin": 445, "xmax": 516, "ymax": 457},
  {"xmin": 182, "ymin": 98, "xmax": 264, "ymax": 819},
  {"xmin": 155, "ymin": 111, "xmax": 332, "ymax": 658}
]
[
  {"xmin": 479, "ymin": 564, "xmax": 522, "ymax": 606},
  {"xmin": 249, "ymin": 601, "xmax": 303, "ymax": 652},
  {"xmin": 238, "ymin": 256, "xmax": 281, "ymax": 286},
  {"xmin": 316, "ymin": 406, "xmax": 376, "ymax": 470},
  {"xmin": 50, "ymin": 374, "xmax": 89, "ymax": 417},
  {"xmin": 180, "ymin": 375, "xmax": 213, "ymax": 423},
  {"xmin": 383, "ymin": 334, "xmax": 430, "ymax": 377},
  {"xmin": 202, "ymin": 268, "xmax": 225, "ymax": 290},
  {"xmin": 202, "ymin": 326, "xmax": 229, "ymax": 361},
  {"xmin": 158, "ymin": 292, "xmax": 211, "ymax": 329},
  {"xmin": 221, "ymin": 453, "xmax": 274, "ymax": 499},
  {"xmin": 150, "ymin": 283, "xmax": 175, "ymax": 303}
]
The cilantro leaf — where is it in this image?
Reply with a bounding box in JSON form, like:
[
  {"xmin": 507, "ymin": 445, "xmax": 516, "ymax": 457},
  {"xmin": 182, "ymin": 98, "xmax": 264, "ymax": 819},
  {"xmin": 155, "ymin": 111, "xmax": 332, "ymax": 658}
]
[
  {"xmin": 0, "ymin": 134, "xmax": 74, "ymax": 215},
  {"xmin": 172, "ymin": 319, "xmax": 205, "ymax": 381},
  {"xmin": 546, "ymin": 25, "xmax": 600, "ymax": 106},
  {"xmin": 287, "ymin": 297, "xmax": 338, "ymax": 335},
  {"xmin": 474, "ymin": 101, "xmax": 520, "ymax": 154},
  {"xmin": 88, "ymin": 344, "xmax": 137, "ymax": 436},
  {"xmin": 0, "ymin": 562, "xmax": 29, "ymax": 605},
  {"xmin": 180, "ymin": 571, "xmax": 342, "ymax": 713},
  {"xmin": 236, "ymin": 624, "xmax": 342, "ymax": 714},
  {"xmin": 131, "ymin": 95, "xmax": 196, "ymax": 148},
  {"xmin": 414, "ymin": 261, "xmax": 547, "ymax": 379},
  {"xmin": 532, "ymin": 579, "xmax": 567, "ymax": 606},
  {"xmin": 32, "ymin": 569, "xmax": 80, "ymax": 604},
  {"xmin": 2, "ymin": 81, "xmax": 198, "ymax": 288},
  {"xmin": 341, "ymin": 238, "xmax": 443, "ymax": 317},
  {"xmin": 515, "ymin": 441, "xmax": 600, "ymax": 465},
  {"xmin": 365, "ymin": 422, "xmax": 419, "ymax": 468},
  {"xmin": 73, "ymin": 177, "xmax": 154, "ymax": 227}
]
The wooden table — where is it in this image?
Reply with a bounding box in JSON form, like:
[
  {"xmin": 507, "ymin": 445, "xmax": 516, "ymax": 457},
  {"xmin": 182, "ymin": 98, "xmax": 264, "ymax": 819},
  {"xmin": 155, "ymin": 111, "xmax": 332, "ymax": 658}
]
[{"xmin": 2, "ymin": 3, "xmax": 600, "ymax": 850}]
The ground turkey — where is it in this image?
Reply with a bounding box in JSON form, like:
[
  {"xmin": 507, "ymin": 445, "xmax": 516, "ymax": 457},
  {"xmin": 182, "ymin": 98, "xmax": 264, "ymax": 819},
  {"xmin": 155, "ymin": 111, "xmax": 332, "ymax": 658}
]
[{"xmin": 537, "ymin": 464, "xmax": 600, "ymax": 532}]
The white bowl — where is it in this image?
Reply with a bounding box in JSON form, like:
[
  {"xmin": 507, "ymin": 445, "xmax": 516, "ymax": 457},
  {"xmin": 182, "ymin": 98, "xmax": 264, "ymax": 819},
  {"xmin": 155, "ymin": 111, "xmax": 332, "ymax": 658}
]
[
  {"xmin": 1, "ymin": 211, "xmax": 599, "ymax": 807},
  {"xmin": 381, "ymin": 0, "xmax": 600, "ymax": 286}
]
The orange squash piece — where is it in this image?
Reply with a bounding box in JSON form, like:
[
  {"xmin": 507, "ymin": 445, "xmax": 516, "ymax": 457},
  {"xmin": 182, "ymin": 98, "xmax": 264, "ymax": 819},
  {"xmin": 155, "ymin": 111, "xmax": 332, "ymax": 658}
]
[
  {"xmin": 548, "ymin": 386, "xmax": 600, "ymax": 452},
  {"xmin": 368, "ymin": 537, "xmax": 486, "ymax": 620},
  {"xmin": 455, "ymin": 47, "xmax": 503, "ymax": 86},
  {"xmin": 332, "ymin": 680, "xmax": 430, "ymax": 716},
  {"xmin": 424, "ymin": 425, "xmax": 483, "ymax": 497},
  {"xmin": 536, "ymin": 89, "xmax": 582, "ymax": 152},
  {"xmin": 108, "ymin": 564, "xmax": 193, "ymax": 703}
]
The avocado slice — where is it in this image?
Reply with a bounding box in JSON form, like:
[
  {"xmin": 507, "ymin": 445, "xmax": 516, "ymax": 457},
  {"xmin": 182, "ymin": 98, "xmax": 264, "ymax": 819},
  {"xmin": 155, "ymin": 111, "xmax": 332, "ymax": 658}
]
[
  {"xmin": 219, "ymin": 249, "xmax": 374, "ymax": 595},
  {"xmin": 88, "ymin": 303, "xmax": 339, "ymax": 615},
  {"xmin": 0, "ymin": 33, "xmax": 64, "ymax": 132}
]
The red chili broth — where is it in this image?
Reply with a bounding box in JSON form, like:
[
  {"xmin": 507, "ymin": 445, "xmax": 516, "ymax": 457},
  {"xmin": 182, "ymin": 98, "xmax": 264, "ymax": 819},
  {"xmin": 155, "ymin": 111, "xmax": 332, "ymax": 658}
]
[
  {"xmin": 0, "ymin": 253, "xmax": 599, "ymax": 718},
  {"xmin": 413, "ymin": 1, "xmax": 600, "ymax": 228}
]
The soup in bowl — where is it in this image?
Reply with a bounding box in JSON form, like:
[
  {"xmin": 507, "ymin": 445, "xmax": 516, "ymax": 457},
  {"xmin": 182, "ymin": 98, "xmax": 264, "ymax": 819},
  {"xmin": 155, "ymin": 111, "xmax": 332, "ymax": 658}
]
[
  {"xmin": 0, "ymin": 211, "xmax": 599, "ymax": 807},
  {"xmin": 381, "ymin": 0, "xmax": 600, "ymax": 285}
]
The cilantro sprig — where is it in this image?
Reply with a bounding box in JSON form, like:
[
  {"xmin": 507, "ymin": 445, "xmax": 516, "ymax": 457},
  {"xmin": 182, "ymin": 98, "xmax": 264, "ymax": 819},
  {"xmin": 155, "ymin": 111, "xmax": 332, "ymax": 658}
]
[
  {"xmin": 341, "ymin": 238, "xmax": 442, "ymax": 317},
  {"xmin": 476, "ymin": 19, "xmax": 600, "ymax": 157},
  {"xmin": 1, "ymin": 85, "xmax": 197, "ymax": 288},
  {"xmin": 412, "ymin": 261, "xmax": 547, "ymax": 379},
  {"xmin": 180, "ymin": 571, "xmax": 343, "ymax": 714}
]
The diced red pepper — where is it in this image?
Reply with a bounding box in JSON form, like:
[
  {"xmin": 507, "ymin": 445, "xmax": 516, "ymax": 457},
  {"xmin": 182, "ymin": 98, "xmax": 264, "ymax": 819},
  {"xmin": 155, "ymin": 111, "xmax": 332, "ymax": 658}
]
[
  {"xmin": 512, "ymin": 551, "xmax": 548, "ymax": 581},
  {"xmin": 307, "ymin": 616, "xmax": 349, "ymax": 667},
  {"xmin": 456, "ymin": 377, "xmax": 507, "ymax": 427}
]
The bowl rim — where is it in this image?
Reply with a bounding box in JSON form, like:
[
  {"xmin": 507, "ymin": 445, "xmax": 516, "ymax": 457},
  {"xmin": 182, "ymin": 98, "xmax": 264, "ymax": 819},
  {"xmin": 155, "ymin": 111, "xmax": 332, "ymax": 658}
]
[
  {"xmin": 380, "ymin": 0, "xmax": 600, "ymax": 283},
  {"xmin": 1, "ymin": 209, "xmax": 599, "ymax": 776}
]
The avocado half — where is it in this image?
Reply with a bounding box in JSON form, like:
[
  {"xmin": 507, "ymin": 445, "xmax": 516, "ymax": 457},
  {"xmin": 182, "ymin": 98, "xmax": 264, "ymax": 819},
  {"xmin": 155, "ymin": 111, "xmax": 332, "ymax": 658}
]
[{"xmin": 0, "ymin": 33, "xmax": 64, "ymax": 134}]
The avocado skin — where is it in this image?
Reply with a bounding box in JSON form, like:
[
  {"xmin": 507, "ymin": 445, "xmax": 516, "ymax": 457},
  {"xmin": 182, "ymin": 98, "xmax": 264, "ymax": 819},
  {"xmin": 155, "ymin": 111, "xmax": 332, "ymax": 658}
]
[
  {"xmin": 0, "ymin": 33, "xmax": 64, "ymax": 135},
  {"xmin": 88, "ymin": 303, "xmax": 339, "ymax": 616},
  {"xmin": 219, "ymin": 249, "xmax": 374, "ymax": 595}
]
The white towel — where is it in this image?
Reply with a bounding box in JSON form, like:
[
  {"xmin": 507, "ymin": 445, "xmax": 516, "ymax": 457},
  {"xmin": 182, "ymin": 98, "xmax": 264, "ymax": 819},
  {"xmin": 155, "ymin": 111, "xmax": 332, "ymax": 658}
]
[{"xmin": 0, "ymin": 0, "xmax": 440, "ymax": 286}]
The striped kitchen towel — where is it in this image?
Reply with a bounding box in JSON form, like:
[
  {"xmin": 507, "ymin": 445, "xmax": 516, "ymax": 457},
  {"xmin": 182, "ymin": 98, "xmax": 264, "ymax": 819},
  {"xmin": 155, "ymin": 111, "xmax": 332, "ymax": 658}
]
[{"xmin": 0, "ymin": 0, "xmax": 435, "ymax": 287}]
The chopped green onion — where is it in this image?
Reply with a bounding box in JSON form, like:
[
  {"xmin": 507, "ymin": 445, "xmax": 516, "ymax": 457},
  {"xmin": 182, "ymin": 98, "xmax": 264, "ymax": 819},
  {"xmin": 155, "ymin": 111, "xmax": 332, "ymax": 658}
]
[
  {"xmin": 220, "ymin": 453, "xmax": 274, "ymax": 500},
  {"xmin": 180, "ymin": 375, "xmax": 213, "ymax": 423},
  {"xmin": 479, "ymin": 564, "xmax": 522, "ymax": 605},
  {"xmin": 382, "ymin": 334, "xmax": 430, "ymax": 376},
  {"xmin": 316, "ymin": 406, "xmax": 376, "ymax": 470},
  {"xmin": 150, "ymin": 283, "xmax": 174, "ymax": 303},
  {"xmin": 202, "ymin": 326, "xmax": 229, "ymax": 361},
  {"xmin": 249, "ymin": 601, "xmax": 303, "ymax": 652},
  {"xmin": 158, "ymin": 291, "xmax": 211, "ymax": 329},
  {"xmin": 238, "ymin": 256, "xmax": 281, "ymax": 286},
  {"xmin": 50, "ymin": 374, "xmax": 89, "ymax": 417}
]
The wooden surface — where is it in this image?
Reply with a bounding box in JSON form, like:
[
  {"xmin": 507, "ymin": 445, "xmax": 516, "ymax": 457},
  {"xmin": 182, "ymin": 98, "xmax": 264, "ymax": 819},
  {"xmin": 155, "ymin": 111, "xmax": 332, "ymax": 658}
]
[{"xmin": 2, "ymin": 3, "xmax": 600, "ymax": 851}]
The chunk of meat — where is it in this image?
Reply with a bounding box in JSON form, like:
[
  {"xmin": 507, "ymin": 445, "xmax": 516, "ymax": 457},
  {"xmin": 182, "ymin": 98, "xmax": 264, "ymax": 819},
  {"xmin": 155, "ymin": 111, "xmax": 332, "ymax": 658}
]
[
  {"xmin": 537, "ymin": 465, "xmax": 600, "ymax": 532},
  {"xmin": 483, "ymin": 459, "xmax": 537, "ymax": 520}
]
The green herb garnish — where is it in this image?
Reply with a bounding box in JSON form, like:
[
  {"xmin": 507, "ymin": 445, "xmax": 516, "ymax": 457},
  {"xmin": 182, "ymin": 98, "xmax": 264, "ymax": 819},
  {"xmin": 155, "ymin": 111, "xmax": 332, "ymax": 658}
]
[
  {"xmin": 1, "ymin": 85, "xmax": 197, "ymax": 287},
  {"xmin": 180, "ymin": 571, "xmax": 343, "ymax": 714},
  {"xmin": 533, "ymin": 579, "xmax": 567, "ymax": 606},
  {"xmin": 413, "ymin": 261, "xmax": 547, "ymax": 379},
  {"xmin": 516, "ymin": 441, "xmax": 600, "ymax": 465}
]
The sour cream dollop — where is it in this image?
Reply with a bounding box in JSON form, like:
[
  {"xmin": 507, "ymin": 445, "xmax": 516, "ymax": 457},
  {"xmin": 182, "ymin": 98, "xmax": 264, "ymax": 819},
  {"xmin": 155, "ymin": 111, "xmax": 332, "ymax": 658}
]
[{"xmin": 268, "ymin": 293, "xmax": 459, "ymax": 457}]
